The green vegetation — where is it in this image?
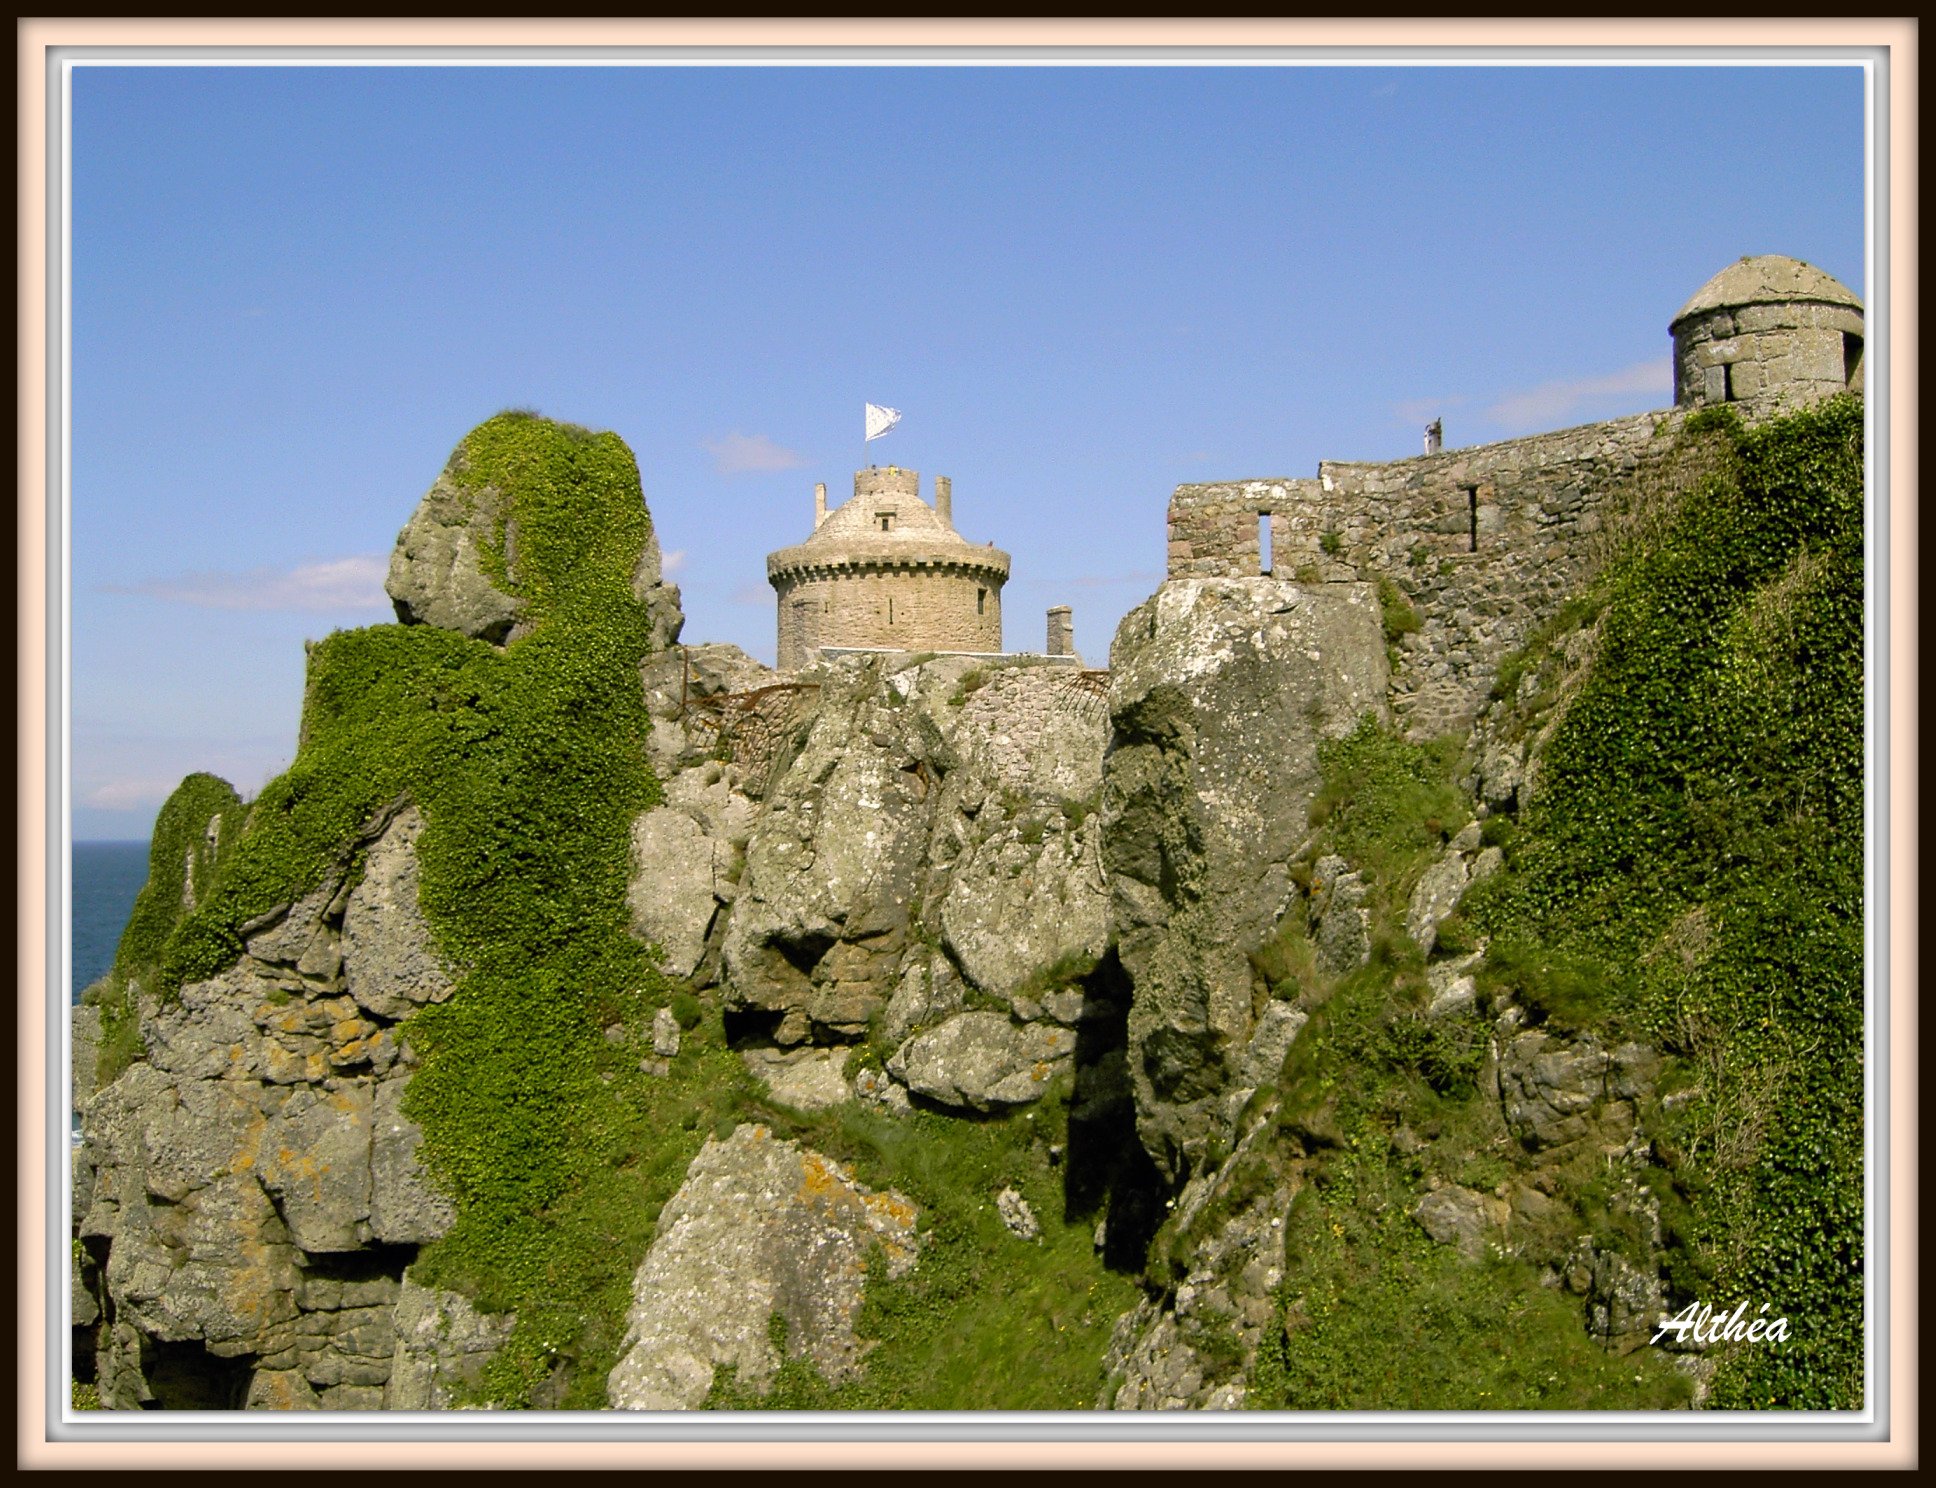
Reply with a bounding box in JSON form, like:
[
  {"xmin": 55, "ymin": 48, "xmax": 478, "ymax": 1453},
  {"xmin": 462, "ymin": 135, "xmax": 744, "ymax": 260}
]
[
  {"xmin": 1376, "ymin": 576, "xmax": 1422, "ymax": 643},
  {"xmin": 1376, "ymin": 576, "xmax": 1424, "ymax": 667},
  {"xmin": 947, "ymin": 666, "xmax": 991, "ymax": 707},
  {"xmin": 1308, "ymin": 719, "xmax": 1468, "ymax": 930},
  {"xmin": 1252, "ymin": 1177, "xmax": 1692, "ymax": 1410},
  {"xmin": 1464, "ymin": 396, "xmax": 1866, "ymax": 1408},
  {"xmin": 1319, "ymin": 529, "xmax": 1345, "ymax": 557},
  {"xmin": 1250, "ymin": 398, "xmax": 1864, "ymax": 1411},
  {"xmin": 80, "ymin": 772, "xmax": 246, "ymax": 1088}
]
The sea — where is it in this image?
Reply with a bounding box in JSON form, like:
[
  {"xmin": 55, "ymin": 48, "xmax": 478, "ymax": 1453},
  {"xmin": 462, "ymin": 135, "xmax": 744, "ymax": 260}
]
[
  {"xmin": 71, "ymin": 840, "xmax": 149, "ymax": 1002},
  {"xmin": 69, "ymin": 842, "xmax": 149, "ymax": 1145}
]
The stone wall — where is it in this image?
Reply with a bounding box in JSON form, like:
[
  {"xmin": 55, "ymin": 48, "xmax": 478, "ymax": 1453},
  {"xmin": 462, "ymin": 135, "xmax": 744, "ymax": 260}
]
[
  {"xmin": 1166, "ymin": 410, "xmax": 1669, "ymax": 738},
  {"xmin": 1672, "ymin": 299, "xmax": 1864, "ymax": 415},
  {"xmin": 774, "ymin": 562, "xmax": 1005, "ymax": 671}
]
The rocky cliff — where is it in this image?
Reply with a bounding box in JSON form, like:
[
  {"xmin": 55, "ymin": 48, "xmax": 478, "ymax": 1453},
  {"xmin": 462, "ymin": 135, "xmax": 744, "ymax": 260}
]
[{"xmin": 72, "ymin": 397, "xmax": 1866, "ymax": 1413}]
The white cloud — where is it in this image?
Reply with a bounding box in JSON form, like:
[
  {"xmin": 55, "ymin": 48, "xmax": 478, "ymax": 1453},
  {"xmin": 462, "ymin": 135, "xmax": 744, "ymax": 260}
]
[
  {"xmin": 705, "ymin": 432, "xmax": 807, "ymax": 475},
  {"xmin": 660, "ymin": 548, "xmax": 687, "ymax": 576},
  {"xmin": 107, "ymin": 554, "xmax": 391, "ymax": 612},
  {"xmin": 730, "ymin": 582, "xmax": 774, "ymax": 607},
  {"xmin": 81, "ymin": 776, "xmax": 192, "ymax": 811},
  {"xmin": 1486, "ymin": 358, "xmax": 1672, "ymax": 433}
]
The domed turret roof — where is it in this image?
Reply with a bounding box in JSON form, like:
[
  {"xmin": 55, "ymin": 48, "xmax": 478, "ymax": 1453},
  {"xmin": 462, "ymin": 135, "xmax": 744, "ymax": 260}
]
[
  {"xmin": 1671, "ymin": 255, "xmax": 1863, "ymax": 329},
  {"xmin": 767, "ymin": 471, "xmax": 1010, "ymax": 578}
]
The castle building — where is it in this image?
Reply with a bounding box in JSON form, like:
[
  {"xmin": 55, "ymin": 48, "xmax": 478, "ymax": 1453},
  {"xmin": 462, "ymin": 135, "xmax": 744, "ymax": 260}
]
[
  {"xmin": 1164, "ymin": 254, "xmax": 1864, "ymax": 740},
  {"xmin": 766, "ymin": 465, "xmax": 1013, "ymax": 672}
]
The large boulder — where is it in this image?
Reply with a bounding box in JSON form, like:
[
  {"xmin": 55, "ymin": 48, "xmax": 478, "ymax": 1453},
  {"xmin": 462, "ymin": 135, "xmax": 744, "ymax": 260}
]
[
  {"xmin": 1103, "ymin": 578, "xmax": 1388, "ymax": 1180},
  {"xmin": 385, "ymin": 460, "xmax": 526, "ymax": 644},
  {"xmin": 386, "ymin": 430, "xmax": 683, "ymax": 651},
  {"xmin": 607, "ymin": 1126, "xmax": 918, "ymax": 1409},
  {"xmin": 720, "ymin": 662, "xmax": 949, "ymax": 1044},
  {"xmin": 721, "ymin": 653, "xmax": 1115, "ymax": 1046},
  {"xmin": 886, "ymin": 1011, "xmax": 1077, "ymax": 1111},
  {"xmin": 341, "ymin": 807, "xmax": 454, "ymax": 1021}
]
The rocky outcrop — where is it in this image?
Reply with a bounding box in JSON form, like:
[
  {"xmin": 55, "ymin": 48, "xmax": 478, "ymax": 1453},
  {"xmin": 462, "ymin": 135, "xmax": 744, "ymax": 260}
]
[
  {"xmin": 1100, "ymin": 1117, "xmax": 1290, "ymax": 1411},
  {"xmin": 719, "ymin": 653, "xmax": 1112, "ymax": 1066},
  {"xmin": 386, "ymin": 442, "xmax": 683, "ymax": 652},
  {"xmin": 1495, "ymin": 1030, "xmax": 1661, "ymax": 1155},
  {"xmin": 1103, "ymin": 578, "xmax": 1388, "ymax": 1181},
  {"xmin": 75, "ymin": 803, "xmax": 469, "ymax": 1409},
  {"xmin": 607, "ymin": 1126, "xmax": 919, "ymax": 1410},
  {"xmin": 1413, "ymin": 1182, "xmax": 1509, "ymax": 1260},
  {"xmin": 886, "ymin": 1012, "xmax": 1077, "ymax": 1112},
  {"xmin": 385, "ymin": 462, "xmax": 527, "ymax": 645},
  {"xmin": 720, "ymin": 662, "xmax": 946, "ymax": 1044},
  {"xmin": 384, "ymin": 1279, "xmax": 517, "ymax": 1410}
]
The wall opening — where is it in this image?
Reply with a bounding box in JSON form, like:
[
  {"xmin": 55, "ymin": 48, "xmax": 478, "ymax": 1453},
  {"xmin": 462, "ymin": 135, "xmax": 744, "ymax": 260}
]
[
  {"xmin": 1844, "ymin": 332, "xmax": 1864, "ymax": 386},
  {"xmin": 1722, "ymin": 363, "xmax": 1736, "ymax": 402},
  {"xmin": 1464, "ymin": 486, "xmax": 1479, "ymax": 552},
  {"xmin": 977, "ymin": 588, "xmax": 986, "ymax": 616},
  {"xmin": 1257, "ymin": 513, "xmax": 1273, "ymax": 575},
  {"xmin": 877, "ymin": 513, "xmax": 893, "ymax": 532},
  {"xmin": 887, "ymin": 597, "xmax": 894, "ymax": 625}
]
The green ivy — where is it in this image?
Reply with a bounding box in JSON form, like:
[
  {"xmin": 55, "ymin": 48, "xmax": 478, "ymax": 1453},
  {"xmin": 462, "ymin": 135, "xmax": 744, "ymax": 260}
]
[{"xmin": 1468, "ymin": 396, "xmax": 1866, "ymax": 1407}]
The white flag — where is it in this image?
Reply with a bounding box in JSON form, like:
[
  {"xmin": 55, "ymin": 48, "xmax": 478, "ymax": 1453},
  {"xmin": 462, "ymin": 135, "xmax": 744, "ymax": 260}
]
[{"xmin": 864, "ymin": 403, "xmax": 902, "ymax": 442}]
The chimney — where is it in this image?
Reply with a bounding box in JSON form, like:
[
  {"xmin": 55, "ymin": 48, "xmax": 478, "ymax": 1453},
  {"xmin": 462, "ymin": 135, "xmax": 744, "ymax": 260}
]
[
  {"xmin": 1424, "ymin": 418, "xmax": 1443, "ymax": 455},
  {"xmin": 814, "ymin": 481, "xmax": 827, "ymax": 527},
  {"xmin": 1047, "ymin": 605, "xmax": 1074, "ymax": 658},
  {"xmin": 934, "ymin": 475, "xmax": 952, "ymax": 528}
]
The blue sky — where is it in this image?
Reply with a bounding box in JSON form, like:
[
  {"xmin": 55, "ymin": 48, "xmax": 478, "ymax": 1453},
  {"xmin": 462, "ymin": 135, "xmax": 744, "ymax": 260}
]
[{"xmin": 69, "ymin": 62, "xmax": 1867, "ymax": 840}]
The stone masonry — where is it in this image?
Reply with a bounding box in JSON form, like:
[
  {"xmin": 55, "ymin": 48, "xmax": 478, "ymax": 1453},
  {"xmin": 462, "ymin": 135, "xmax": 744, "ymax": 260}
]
[{"xmin": 767, "ymin": 466, "xmax": 1010, "ymax": 671}]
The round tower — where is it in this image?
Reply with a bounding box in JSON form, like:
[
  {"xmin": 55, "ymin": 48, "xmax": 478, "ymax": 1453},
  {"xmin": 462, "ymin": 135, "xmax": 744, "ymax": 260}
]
[
  {"xmin": 1670, "ymin": 255, "xmax": 1864, "ymax": 415},
  {"xmin": 767, "ymin": 466, "xmax": 1011, "ymax": 671}
]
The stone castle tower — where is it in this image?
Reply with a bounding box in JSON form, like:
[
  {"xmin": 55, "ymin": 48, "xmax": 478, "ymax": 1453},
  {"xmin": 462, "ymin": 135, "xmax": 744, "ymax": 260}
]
[
  {"xmin": 1670, "ymin": 254, "xmax": 1865, "ymax": 415},
  {"xmin": 766, "ymin": 465, "xmax": 1012, "ymax": 672}
]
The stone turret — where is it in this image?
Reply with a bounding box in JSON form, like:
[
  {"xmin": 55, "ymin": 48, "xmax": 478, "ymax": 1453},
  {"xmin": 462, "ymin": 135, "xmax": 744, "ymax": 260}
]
[
  {"xmin": 767, "ymin": 466, "xmax": 1011, "ymax": 672},
  {"xmin": 1671, "ymin": 255, "xmax": 1864, "ymax": 415}
]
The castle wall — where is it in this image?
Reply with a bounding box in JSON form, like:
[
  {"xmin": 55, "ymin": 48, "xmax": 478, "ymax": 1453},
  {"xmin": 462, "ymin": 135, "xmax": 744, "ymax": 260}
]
[
  {"xmin": 775, "ymin": 563, "xmax": 1004, "ymax": 671},
  {"xmin": 1167, "ymin": 410, "xmax": 1667, "ymax": 738}
]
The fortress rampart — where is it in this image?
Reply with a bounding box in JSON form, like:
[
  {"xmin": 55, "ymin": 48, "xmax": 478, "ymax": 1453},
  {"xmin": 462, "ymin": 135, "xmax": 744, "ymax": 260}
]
[{"xmin": 1165, "ymin": 255, "xmax": 1865, "ymax": 738}]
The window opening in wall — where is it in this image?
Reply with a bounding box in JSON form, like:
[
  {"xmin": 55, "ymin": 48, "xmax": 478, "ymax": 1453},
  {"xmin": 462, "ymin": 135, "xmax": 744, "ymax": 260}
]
[
  {"xmin": 1258, "ymin": 513, "xmax": 1273, "ymax": 575},
  {"xmin": 888, "ymin": 597, "xmax": 894, "ymax": 625},
  {"xmin": 1722, "ymin": 363, "xmax": 1736, "ymax": 402},
  {"xmin": 1844, "ymin": 332, "xmax": 1863, "ymax": 386},
  {"xmin": 977, "ymin": 588, "xmax": 986, "ymax": 616},
  {"xmin": 1464, "ymin": 486, "xmax": 1479, "ymax": 553},
  {"xmin": 878, "ymin": 513, "xmax": 893, "ymax": 532}
]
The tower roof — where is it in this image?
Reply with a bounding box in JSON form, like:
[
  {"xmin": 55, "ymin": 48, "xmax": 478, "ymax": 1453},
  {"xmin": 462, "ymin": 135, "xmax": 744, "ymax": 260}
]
[
  {"xmin": 767, "ymin": 469, "xmax": 1010, "ymax": 580},
  {"xmin": 1670, "ymin": 255, "xmax": 1863, "ymax": 329}
]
